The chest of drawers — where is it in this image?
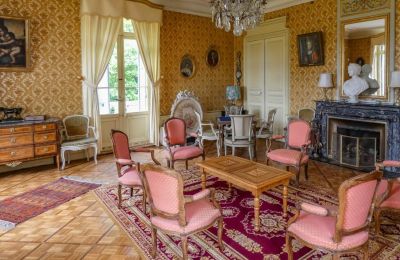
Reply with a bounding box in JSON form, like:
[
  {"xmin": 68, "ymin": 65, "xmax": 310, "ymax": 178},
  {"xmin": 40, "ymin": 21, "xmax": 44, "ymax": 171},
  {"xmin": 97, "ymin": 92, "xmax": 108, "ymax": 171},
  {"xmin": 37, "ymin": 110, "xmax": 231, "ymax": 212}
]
[{"xmin": 0, "ymin": 119, "xmax": 60, "ymax": 169}]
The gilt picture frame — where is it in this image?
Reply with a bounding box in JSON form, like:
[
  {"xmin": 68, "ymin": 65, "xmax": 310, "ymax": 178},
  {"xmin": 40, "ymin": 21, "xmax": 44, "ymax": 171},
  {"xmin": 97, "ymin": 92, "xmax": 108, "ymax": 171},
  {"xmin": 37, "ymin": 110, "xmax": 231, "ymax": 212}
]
[
  {"xmin": 180, "ymin": 54, "xmax": 195, "ymax": 79},
  {"xmin": 0, "ymin": 16, "xmax": 30, "ymax": 72},
  {"xmin": 206, "ymin": 46, "xmax": 219, "ymax": 68},
  {"xmin": 297, "ymin": 31, "xmax": 324, "ymax": 67}
]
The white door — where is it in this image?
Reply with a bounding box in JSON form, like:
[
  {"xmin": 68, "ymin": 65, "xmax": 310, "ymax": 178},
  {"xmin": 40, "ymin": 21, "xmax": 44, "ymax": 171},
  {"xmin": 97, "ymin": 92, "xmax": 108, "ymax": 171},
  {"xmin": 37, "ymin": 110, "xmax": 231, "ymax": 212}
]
[{"xmin": 98, "ymin": 20, "xmax": 150, "ymax": 152}]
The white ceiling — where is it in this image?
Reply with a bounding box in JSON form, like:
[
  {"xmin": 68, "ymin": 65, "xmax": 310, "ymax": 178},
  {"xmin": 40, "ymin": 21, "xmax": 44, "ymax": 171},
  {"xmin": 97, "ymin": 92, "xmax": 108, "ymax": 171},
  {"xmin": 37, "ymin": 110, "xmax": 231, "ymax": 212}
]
[
  {"xmin": 345, "ymin": 19, "xmax": 386, "ymax": 39},
  {"xmin": 150, "ymin": 0, "xmax": 315, "ymax": 17}
]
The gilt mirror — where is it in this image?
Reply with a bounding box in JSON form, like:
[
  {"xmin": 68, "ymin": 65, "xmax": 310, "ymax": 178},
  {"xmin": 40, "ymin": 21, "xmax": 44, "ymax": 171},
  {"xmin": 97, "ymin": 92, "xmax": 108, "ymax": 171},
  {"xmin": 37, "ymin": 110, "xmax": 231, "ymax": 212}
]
[{"xmin": 340, "ymin": 15, "xmax": 390, "ymax": 99}]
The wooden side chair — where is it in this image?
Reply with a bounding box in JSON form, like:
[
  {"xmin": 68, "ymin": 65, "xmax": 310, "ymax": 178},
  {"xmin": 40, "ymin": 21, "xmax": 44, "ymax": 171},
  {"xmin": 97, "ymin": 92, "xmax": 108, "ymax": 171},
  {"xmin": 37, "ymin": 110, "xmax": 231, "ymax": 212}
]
[
  {"xmin": 163, "ymin": 117, "xmax": 205, "ymax": 169},
  {"xmin": 194, "ymin": 111, "xmax": 220, "ymax": 156},
  {"xmin": 286, "ymin": 171, "xmax": 382, "ymax": 260},
  {"xmin": 224, "ymin": 114, "xmax": 255, "ymax": 160},
  {"xmin": 266, "ymin": 119, "xmax": 311, "ymax": 185},
  {"xmin": 110, "ymin": 129, "xmax": 160, "ymax": 209},
  {"xmin": 141, "ymin": 164, "xmax": 224, "ymax": 260}
]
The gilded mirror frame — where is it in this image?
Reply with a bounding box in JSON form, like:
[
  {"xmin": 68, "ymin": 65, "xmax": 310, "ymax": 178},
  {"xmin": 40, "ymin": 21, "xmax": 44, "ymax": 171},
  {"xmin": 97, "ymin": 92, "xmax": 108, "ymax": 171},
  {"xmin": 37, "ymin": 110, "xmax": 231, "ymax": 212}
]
[
  {"xmin": 336, "ymin": 0, "xmax": 395, "ymax": 102},
  {"xmin": 339, "ymin": 14, "xmax": 390, "ymax": 100}
]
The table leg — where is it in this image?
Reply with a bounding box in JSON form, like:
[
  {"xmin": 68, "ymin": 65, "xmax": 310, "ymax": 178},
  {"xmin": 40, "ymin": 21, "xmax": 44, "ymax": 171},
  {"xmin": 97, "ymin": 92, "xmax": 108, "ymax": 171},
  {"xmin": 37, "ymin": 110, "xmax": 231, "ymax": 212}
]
[
  {"xmin": 283, "ymin": 185, "xmax": 288, "ymax": 217},
  {"xmin": 201, "ymin": 168, "xmax": 207, "ymax": 190},
  {"xmin": 254, "ymin": 196, "xmax": 260, "ymax": 231}
]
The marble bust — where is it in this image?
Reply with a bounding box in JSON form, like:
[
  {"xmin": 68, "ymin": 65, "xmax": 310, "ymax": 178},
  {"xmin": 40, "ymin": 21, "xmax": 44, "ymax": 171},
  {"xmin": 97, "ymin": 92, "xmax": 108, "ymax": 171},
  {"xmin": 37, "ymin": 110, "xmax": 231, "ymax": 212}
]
[
  {"xmin": 360, "ymin": 64, "xmax": 380, "ymax": 95},
  {"xmin": 343, "ymin": 63, "xmax": 369, "ymax": 103}
]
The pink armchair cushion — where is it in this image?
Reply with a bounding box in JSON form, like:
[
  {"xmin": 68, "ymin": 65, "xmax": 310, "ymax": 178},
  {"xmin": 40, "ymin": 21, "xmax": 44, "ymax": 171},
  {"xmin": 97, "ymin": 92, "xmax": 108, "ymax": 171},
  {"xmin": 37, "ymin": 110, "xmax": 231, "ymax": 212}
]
[
  {"xmin": 382, "ymin": 160, "xmax": 400, "ymax": 167},
  {"xmin": 164, "ymin": 146, "xmax": 203, "ymax": 160},
  {"xmin": 287, "ymin": 120, "xmax": 311, "ymax": 149},
  {"xmin": 116, "ymin": 159, "xmax": 134, "ymax": 166},
  {"xmin": 288, "ymin": 211, "xmax": 369, "ymax": 251},
  {"xmin": 185, "ymin": 189, "xmax": 211, "ymax": 202},
  {"xmin": 380, "ymin": 184, "xmax": 400, "ymax": 209},
  {"xmin": 118, "ymin": 168, "xmax": 142, "ymax": 186},
  {"xmin": 165, "ymin": 119, "xmax": 186, "ymax": 146},
  {"xmin": 267, "ymin": 149, "xmax": 309, "ymax": 166},
  {"xmin": 151, "ymin": 199, "xmax": 221, "ymax": 235},
  {"xmin": 300, "ymin": 203, "xmax": 328, "ymax": 216}
]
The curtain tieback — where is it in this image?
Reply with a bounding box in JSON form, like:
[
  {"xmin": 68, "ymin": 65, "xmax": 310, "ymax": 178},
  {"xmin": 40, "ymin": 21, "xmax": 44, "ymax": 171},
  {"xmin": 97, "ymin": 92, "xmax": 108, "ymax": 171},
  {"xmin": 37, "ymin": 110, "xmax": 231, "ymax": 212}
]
[{"xmin": 84, "ymin": 80, "xmax": 97, "ymax": 90}]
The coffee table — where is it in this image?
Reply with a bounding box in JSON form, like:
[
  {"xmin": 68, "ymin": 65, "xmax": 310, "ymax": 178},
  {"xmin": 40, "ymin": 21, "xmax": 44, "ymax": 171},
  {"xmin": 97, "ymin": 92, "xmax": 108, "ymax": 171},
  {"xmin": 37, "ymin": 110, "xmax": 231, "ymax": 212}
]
[{"xmin": 197, "ymin": 155, "xmax": 294, "ymax": 231}]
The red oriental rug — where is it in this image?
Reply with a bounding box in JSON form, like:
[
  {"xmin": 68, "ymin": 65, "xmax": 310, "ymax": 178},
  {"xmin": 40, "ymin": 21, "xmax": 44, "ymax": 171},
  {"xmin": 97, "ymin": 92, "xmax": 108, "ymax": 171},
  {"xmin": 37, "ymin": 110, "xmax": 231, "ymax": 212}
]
[
  {"xmin": 0, "ymin": 177, "xmax": 100, "ymax": 231},
  {"xmin": 94, "ymin": 167, "xmax": 400, "ymax": 259}
]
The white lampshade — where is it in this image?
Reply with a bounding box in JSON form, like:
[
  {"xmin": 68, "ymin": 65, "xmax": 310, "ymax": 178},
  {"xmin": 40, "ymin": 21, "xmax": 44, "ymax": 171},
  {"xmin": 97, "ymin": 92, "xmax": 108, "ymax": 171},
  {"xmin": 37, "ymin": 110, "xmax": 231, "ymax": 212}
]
[
  {"xmin": 390, "ymin": 71, "xmax": 400, "ymax": 88},
  {"xmin": 318, "ymin": 73, "xmax": 333, "ymax": 88}
]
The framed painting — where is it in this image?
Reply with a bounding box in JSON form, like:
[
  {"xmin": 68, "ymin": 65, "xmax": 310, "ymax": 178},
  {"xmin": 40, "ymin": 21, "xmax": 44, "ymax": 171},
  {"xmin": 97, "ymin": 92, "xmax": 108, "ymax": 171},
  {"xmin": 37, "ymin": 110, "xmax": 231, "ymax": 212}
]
[
  {"xmin": 0, "ymin": 16, "xmax": 30, "ymax": 72},
  {"xmin": 297, "ymin": 31, "xmax": 324, "ymax": 67},
  {"xmin": 180, "ymin": 54, "xmax": 195, "ymax": 78},
  {"xmin": 206, "ymin": 46, "xmax": 219, "ymax": 68}
]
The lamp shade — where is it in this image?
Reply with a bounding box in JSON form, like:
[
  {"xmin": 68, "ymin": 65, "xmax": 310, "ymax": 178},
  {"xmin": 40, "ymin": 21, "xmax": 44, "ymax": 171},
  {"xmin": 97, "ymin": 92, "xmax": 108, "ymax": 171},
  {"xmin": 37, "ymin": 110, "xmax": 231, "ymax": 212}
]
[
  {"xmin": 226, "ymin": 85, "xmax": 241, "ymax": 100},
  {"xmin": 318, "ymin": 73, "xmax": 333, "ymax": 88},
  {"xmin": 390, "ymin": 71, "xmax": 400, "ymax": 88}
]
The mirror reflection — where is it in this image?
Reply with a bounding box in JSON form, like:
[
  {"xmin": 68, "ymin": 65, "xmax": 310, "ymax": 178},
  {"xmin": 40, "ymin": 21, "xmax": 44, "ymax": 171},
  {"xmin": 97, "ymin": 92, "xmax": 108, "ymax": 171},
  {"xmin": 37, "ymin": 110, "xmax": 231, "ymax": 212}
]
[{"xmin": 342, "ymin": 17, "xmax": 387, "ymax": 97}]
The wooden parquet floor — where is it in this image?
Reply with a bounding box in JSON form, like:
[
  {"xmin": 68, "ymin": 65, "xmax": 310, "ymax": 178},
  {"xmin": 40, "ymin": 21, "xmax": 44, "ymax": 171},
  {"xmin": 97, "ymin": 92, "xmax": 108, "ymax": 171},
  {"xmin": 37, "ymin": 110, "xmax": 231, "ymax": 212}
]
[{"xmin": 0, "ymin": 141, "xmax": 360, "ymax": 259}]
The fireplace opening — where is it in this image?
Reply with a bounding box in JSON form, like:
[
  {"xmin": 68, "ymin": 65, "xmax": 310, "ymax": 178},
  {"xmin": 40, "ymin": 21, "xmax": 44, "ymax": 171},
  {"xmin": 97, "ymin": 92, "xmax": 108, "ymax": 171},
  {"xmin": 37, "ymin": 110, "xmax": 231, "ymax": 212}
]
[{"xmin": 327, "ymin": 117, "xmax": 386, "ymax": 170}]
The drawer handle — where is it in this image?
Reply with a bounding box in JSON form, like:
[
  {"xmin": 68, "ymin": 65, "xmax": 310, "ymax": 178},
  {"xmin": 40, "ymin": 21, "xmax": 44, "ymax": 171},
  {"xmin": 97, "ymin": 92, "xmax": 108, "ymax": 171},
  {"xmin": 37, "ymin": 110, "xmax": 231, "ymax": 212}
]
[
  {"xmin": 42, "ymin": 125, "xmax": 47, "ymax": 129},
  {"xmin": 9, "ymin": 128, "xmax": 15, "ymax": 133},
  {"xmin": 43, "ymin": 147, "xmax": 49, "ymax": 152},
  {"xmin": 10, "ymin": 138, "xmax": 16, "ymax": 143},
  {"xmin": 43, "ymin": 135, "xmax": 48, "ymax": 140},
  {"xmin": 10, "ymin": 151, "xmax": 17, "ymax": 156}
]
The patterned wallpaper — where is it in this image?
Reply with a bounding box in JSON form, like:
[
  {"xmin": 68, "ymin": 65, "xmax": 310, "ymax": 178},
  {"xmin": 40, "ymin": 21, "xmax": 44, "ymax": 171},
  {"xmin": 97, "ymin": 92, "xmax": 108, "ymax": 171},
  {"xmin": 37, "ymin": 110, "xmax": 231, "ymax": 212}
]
[
  {"xmin": 160, "ymin": 11, "xmax": 235, "ymax": 116},
  {"xmin": 263, "ymin": 0, "xmax": 338, "ymax": 114},
  {"xmin": 396, "ymin": 1, "xmax": 400, "ymax": 70},
  {"xmin": 0, "ymin": 0, "xmax": 82, "ymax": 118},
  {"xmin": 348, "ymin": 38, "xmax": 372, "ymax": 65}
]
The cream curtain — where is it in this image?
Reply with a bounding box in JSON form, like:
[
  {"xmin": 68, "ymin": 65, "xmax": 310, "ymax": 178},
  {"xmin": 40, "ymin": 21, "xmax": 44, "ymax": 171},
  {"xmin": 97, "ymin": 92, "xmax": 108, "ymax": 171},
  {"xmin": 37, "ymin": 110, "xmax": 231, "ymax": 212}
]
[
  {"xmin": 81, "ymin": 15, "xmax": 122, "ymax": 151},
  {"xmin": 132, "ymin": 21, "xmax": 161, "ymax": 145}
]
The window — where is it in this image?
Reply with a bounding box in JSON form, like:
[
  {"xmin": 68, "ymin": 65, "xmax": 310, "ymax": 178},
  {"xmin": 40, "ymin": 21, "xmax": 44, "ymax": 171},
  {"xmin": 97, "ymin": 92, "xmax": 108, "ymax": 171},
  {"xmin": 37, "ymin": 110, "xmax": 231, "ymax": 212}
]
[
  {"xmin": 371, "ymin": 44, "xmax": 386, "ymax": 96},
  {"xmin": 98, "ymin": 19, "xmax": 148, "ymax": 115}
]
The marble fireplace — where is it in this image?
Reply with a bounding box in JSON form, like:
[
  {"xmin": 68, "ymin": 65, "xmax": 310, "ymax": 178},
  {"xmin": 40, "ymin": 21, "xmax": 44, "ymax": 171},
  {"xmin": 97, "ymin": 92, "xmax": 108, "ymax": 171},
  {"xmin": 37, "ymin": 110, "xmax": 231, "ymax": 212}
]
[{"xmin": 314, "ymin": 101, "xmax": 400, "ymax": 171}]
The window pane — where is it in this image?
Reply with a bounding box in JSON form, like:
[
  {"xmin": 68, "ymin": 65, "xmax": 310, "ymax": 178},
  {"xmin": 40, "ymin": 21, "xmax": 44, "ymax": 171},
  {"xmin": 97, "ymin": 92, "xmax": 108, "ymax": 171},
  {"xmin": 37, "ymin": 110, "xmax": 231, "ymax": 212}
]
[{"xmin": 123, "ymin": 18, "xmax": 134, "ymax": 33}]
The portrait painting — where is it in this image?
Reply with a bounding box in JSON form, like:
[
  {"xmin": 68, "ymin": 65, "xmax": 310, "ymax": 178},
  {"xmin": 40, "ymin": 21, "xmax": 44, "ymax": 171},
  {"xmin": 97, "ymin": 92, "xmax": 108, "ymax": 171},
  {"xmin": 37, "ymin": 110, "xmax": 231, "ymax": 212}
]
[
  {"xmin": 206, "ymin": 46, "xmax": 219, "ymax": 67},
  {"xmin": 297, "ymin": 32, "xmax": 324, "ymax": 67},
  {"xmin": 180, "ymin": 54, "xmax": 195, "ymax": 78},
  {"xmin": 0, "ymin": 16, "xmax": 30, "ymax": 71}
]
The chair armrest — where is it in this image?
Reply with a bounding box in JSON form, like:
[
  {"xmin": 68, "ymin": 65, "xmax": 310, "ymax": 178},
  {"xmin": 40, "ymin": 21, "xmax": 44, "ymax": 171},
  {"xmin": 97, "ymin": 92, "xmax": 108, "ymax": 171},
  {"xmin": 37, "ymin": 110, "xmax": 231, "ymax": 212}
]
[
  {"xmin": 185, "ymin": 189, "xmax": 211, "ymax": 203},
  {"xmin": 88, "ymin": 126, "xmax": 98, "ymax": 139},
  {"xmin": 116, "ymin": 159, "xmax": 135, "ymax": 166},
  {"xmin": 129, "ymin": 147, "xmax": 161, "ymax": 165},
  {"xmin": 189, "ymin": 132, "xmax": 198, "ymax": 138},
  {"xmin": 300, "ymin": 202, "xmax": 336, "ymax": 216},
  {"xmin": 271, "ymin": 135, "xmax": 285, "ymax": 140},
  {"xmin": 383, "ymin": 160, "xmax": 400, "ymax": 167}
]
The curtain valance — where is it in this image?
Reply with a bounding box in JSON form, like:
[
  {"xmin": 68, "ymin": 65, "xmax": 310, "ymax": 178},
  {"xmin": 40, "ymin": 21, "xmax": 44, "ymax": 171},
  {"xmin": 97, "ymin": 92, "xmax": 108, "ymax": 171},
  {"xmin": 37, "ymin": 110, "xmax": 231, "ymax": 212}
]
[{"xmin": 81, "ymin": 0, "xmax": 163, "ymax": 23}]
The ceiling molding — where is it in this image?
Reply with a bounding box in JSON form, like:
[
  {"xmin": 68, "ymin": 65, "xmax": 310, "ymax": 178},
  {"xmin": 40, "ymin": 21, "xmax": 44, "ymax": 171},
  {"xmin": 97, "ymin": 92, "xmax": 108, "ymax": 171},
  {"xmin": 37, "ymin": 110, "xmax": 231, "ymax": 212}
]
[{"xmin": 150, "ymin": 0, "xmax": 315, "ymax": 17}]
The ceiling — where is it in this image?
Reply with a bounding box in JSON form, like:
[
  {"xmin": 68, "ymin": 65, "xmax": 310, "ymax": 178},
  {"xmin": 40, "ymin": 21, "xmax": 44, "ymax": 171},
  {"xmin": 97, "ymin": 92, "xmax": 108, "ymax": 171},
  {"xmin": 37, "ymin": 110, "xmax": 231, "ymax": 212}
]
[
  {"xmin": 345, "ymin": 19, "xmax": 386, "ymax": 39},
  {"xmin": 150, "ymin": 0, "xmax": 315, "ymax": 17}
]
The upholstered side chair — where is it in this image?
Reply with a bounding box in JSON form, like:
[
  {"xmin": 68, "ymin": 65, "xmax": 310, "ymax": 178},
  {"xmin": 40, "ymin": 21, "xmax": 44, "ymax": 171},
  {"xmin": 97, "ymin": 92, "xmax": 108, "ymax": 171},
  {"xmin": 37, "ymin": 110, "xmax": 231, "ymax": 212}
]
[
  {"xmin": 140, "ymin": 164, "xmax": 224, "ymax": 260},
  {"xmin": 110, "ymin": 129, "xmax": 160, "ymax": 209},
  {"xmin": 286, "ymin": 171, "xmax": 382, "ymax": 260},
  {"xmin": 298, "ymin": 108, "xmax": 315, "ymax": 122},
  {"xmin": 256, "ymin": 108, "xmax": 277, "ymax": 140},
  {"xmin": 224, "ymin": 114, "xmax": 255, "ymax": 160},
  {"xmin": 163, "ymin": 117, "xmax": 205, "ymax": 169},
  {"xmin": 194, "ymin": 111, "xmax": 220, "ymax": 156},
  {"xmin": 60, "ymin": 115, "xmax": 98, "ymax": 170},
  {"xmin": 266, "ymin": 119, "xmax": 311, "ymax": 185}
]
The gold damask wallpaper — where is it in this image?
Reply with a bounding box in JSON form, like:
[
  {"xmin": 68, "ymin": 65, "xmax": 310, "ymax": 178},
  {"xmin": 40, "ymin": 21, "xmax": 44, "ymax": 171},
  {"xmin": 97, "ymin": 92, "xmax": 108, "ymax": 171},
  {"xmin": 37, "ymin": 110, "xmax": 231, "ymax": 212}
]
[
  {"xmin": 396, "ymin": 1, "xmax": 400, "ymax": 70},
  {"xmin": 348, "ymin": 38, "xmax": 372, "ymax": 65},
  {"xmin": 160, "ymin": 11, "xmax": 235, "ymax": 115},
  {"xmin": 264, "ymin": 0, "xmax": 337, "ymax": 114},
  {"xmin": 0, "ymin": 0, "xmax": 82, "ymax": 118}
]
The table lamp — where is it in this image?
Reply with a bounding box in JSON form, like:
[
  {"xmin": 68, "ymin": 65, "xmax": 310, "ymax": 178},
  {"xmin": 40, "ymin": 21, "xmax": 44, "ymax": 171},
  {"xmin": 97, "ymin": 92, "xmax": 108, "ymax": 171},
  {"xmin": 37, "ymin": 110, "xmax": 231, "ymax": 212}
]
[
  {"xmin": 390, "ymin": 71, "xmax": 400, "ymax": 105},
  {"xmin": 318, "ymin": 73, "xmax": 333, "ymax": 101},
  {"xmin": 226, "ymin": 85, "xmax": 241, "ymax": 105}
]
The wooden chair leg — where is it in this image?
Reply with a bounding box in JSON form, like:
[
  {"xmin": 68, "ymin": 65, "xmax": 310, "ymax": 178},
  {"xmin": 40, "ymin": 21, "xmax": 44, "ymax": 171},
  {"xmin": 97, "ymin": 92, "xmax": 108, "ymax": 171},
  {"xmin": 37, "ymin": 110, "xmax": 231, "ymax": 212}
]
[
  {"xmin": 286, "ymin": 233, "xmax": 293, "ymax": 260},
  {"xmin": 304, "ymin": 163, "xmax": 309, "ymax": 180},
  {"xmin": 332, "ymin": 253, "xmax": 340, "ymax": 260},
  {"xmin": 218, "ymin": 218, "xmax": 224, "ymax": 251},
  {"xmin": 185, "ymin": 160, "xmax": 188, "ymax": 170},
  {"xmin": 374, "ymin": 209, "xmax": 382, "ymax": 234},
  {"xmin": 142, "ymin": 188, "xmax": 147, "ymax": 213},
  {"xmin": 130, "ymin": 188, "xmax": 133, "ymax": 197},
  {"xmin": 181, "ymin": 236, "xmax": 188, "ymax": 260},
  {"xmin": 171, "ymin": 161, "xmax": 175, "ymax": 169},
  {"xmin": 167, "ymin": 160, "xmax": 171, "ymax": 168},
  {"xmin": 266, "ymin": 158, "xmax": 269, "ymax": 165},
  {"xmin": 151, "ymin": 226, "xmax": 157, "ymax": 258},
  {"xmin": 362, "ymin": 242, "xmax": 369, "ymax": 260},
  {"xmin": 118, "ymin": 184, "xmax": 122, "ymax": 209},
  {"xmin": 286, "ymin": 166, "xmax": 290, "ymax": 171},
  {"xmin": 295, "ymin": 167, "xmax": 300, "ymax": 185}
]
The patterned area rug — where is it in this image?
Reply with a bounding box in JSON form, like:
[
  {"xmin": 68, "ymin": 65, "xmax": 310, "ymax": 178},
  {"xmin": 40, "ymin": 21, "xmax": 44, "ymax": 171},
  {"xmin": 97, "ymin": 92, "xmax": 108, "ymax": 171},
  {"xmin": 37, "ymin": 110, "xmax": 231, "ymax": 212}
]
[
  {"xmin": 94, "ymin": 167, "xmax": 400, "ymax": 259},
  {"xmin": 0, "ymin": 177, "xmax": 100, "ymax": 231}
]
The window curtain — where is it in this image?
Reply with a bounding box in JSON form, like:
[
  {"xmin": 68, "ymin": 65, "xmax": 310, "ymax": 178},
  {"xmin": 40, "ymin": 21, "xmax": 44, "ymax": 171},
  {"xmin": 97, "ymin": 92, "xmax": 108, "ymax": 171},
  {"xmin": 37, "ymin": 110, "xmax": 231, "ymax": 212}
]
[
  {"xmin": 132, "ymin": 21, "xmax": 161, "ymax": 145},
  {"xmin": 81, "ymin": 15, "xmax": 122, "ymax": 151}
]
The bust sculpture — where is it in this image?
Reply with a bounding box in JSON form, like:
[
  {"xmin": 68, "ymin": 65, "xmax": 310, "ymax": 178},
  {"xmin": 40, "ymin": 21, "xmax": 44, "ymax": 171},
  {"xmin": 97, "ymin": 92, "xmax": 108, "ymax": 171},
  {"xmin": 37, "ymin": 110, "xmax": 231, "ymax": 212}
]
[
  {"xmin": 343, "ymin": 63, "xmax": 369, "ymax": 103},
  {"xmin": 360, "ymin": 64, "xmax": 380, "ymax": 95}
]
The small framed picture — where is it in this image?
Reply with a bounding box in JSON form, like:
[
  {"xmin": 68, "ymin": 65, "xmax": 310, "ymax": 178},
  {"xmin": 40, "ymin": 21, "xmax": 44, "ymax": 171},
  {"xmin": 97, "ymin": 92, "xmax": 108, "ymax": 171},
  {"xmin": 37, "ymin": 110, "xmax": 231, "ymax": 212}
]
[
  {"xmin": 0, "ymin": 16, "xmax": 30, "ymax": 72},
  {"xmin": 206, "ymin": 46, "xmax": 219, "ymax": 68},
  {"xmin": 180, "ymin": 54, "xmax": 195, "ymax": 78},
  {"xmin": 297, "ymin": 32, "xmax": 324, "ymax": 67}
]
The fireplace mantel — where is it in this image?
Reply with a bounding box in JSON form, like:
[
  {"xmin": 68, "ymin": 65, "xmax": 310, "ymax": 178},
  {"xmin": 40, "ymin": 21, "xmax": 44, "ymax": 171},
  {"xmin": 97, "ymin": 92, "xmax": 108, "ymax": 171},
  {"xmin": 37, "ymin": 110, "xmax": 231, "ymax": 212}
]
[{"xmin": 314, "ymin": 101, "xmax": 400, "ymax": 164}]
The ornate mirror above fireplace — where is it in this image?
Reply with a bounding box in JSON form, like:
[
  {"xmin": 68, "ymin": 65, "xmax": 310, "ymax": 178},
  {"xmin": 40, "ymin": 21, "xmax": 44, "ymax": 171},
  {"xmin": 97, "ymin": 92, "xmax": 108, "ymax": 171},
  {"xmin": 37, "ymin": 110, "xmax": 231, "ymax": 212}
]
[{"xmin": 340, "ymin": 15, "xmax": 389, "ymax": 99}]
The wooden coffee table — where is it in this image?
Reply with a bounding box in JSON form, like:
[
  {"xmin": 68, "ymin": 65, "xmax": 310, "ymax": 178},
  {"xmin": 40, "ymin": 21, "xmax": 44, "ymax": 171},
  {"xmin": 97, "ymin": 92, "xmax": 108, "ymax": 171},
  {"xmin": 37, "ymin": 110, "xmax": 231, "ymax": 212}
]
[{"xmin": 197, "ymin": 156, "xmax": 294, "ymax": 231}]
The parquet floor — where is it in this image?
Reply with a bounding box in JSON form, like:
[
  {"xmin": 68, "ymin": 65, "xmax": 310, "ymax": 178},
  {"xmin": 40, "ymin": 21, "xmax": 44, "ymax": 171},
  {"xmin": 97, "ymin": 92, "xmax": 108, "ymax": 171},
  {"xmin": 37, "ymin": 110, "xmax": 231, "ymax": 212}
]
[{"xmin": 0, "ymin": 141, "xmax": 360, "ymax": 259}]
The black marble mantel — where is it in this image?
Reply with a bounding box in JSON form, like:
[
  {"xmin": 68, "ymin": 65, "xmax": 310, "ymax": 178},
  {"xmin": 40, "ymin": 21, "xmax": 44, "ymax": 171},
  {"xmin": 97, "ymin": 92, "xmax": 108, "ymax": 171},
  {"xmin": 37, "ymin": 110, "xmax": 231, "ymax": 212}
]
[{"xmin": 314, "ymin": 100, "xmax": 400, "ymax": 163}]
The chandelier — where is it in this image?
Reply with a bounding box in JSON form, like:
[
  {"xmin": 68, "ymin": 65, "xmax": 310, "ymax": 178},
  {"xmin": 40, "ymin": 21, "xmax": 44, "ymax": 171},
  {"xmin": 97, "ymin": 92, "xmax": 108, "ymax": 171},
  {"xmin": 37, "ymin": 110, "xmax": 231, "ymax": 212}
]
[{"xmin": 211, "ymin": 0, "xmax": 268, "ymax": 36}]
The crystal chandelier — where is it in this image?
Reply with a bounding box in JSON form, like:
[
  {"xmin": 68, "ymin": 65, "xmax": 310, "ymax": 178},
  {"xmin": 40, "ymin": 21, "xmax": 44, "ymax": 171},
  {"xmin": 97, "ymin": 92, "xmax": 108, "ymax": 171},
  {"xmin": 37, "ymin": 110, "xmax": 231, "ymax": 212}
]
[{"xmin": 211, "ymin": 0, "xmax": 268, "ymax": 36}]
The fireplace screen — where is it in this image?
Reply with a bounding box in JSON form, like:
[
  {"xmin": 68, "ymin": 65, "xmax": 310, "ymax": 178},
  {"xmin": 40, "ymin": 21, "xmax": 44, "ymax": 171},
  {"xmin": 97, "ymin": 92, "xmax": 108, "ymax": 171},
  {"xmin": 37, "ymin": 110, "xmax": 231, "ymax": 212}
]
[{"xmin": 340, "ymin": 135, "xmax": 376, "ymax": 168}]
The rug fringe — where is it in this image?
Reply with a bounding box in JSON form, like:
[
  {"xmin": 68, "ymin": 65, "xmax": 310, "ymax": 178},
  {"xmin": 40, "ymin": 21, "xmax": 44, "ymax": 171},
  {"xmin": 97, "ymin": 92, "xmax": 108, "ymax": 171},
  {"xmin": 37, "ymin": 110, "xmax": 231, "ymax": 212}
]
[
  {"xmin": 62, "ymin": 176, "xmax": 113, "ymax": 185},
  {"xmin": 0, "ymin": 220, "xmax": 16, "ymax": 231}
]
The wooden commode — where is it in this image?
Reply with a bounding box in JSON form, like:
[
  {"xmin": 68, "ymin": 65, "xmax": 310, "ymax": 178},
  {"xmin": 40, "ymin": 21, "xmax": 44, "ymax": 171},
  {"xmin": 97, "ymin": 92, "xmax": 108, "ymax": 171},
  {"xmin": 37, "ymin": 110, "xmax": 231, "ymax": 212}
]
[{"xmin": 0, "ymin": 118, "xmax": 61, "ymax": 169}]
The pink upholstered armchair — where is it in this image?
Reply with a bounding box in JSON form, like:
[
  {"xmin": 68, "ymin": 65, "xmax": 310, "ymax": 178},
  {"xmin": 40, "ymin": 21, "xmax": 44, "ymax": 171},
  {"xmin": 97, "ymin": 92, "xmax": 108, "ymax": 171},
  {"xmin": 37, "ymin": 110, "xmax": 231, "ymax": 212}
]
[
  {"xmin": 163, "ymin": 117, "xmax": 205, "ymax": 169},
  {"xmin": 110, "ymin": 130, "xmax": 160, "ymax": 209},
  {"xmin": 286, "ymin": 171, "xmax": 382, "ymax": 260},
  {"xmin": 266, "ymin": 119, "xmax": 311, "ymax": 185},
  {"xmin": 374, "ymin": 161, "xmax": 400, "ymax": 234},
  {"xmin": 141, "ymin": 164, "xmax": 224, "ymax": 260}
]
